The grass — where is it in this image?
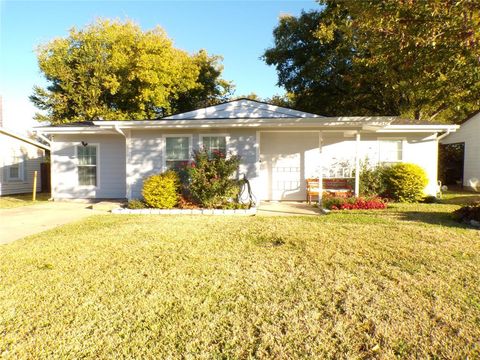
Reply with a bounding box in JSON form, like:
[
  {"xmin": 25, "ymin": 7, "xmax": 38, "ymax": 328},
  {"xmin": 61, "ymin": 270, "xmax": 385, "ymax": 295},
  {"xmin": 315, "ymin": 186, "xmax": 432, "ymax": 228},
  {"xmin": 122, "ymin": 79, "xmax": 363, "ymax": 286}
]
[
  {"xmin": 439, "ymin": 189, "xmax": 480, "ymax": 205},
  {"xmin": 0, "ymin": 192, "xmax": 50, "ymax": 209},
  {"xmin": 1, "ymin": 197, "xmax": 480, "ymax": 358}
]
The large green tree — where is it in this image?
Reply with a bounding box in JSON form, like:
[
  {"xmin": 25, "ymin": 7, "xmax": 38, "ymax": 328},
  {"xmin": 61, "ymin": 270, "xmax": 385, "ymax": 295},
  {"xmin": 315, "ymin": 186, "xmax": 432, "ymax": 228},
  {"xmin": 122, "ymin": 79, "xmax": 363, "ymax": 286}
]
[
  {"xmin": 30, "ymin": 19, "xmax": 232, "ymax": 124},
  {"xmin": 170, "ymin": 50, "xmax": 234, "ymax": 113},
  {"xmin": 264, "ymin": 1, "xmax": 480, "ymax": 123}
]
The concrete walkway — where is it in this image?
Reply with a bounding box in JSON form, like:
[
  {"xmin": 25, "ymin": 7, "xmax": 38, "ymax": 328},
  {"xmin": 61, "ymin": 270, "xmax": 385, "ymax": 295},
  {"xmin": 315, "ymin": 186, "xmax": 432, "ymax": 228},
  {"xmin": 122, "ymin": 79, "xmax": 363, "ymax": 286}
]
[
  {"xmin": 0, "ymin": 202, "xmax": 101, "ymax": 245},
  {"xmin": 257, "ymin": 201, "xmax": 322, "ymax": 216}
]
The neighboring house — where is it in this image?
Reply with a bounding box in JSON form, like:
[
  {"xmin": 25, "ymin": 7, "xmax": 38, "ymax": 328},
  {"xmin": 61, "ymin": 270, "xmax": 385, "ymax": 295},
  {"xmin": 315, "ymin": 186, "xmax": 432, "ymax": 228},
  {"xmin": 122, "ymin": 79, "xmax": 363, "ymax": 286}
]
[
  {"xmin": 440, "ymin": 111, "xmax": 480, "ymax": 191},
  {"xmin": 0, "ymin": 128, "xmax": 50, "ymax": 196},
  {"xmin": 37, "ymin": 99, "xmax": 458, "ymax": 202}
]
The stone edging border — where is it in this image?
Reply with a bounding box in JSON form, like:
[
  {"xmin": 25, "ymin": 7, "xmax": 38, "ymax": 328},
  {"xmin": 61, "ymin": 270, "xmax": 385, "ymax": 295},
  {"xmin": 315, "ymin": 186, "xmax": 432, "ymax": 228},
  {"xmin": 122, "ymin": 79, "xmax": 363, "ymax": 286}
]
[{"xmin": 111, "ymin": 207, "xmax": 257, "ymax": 216}]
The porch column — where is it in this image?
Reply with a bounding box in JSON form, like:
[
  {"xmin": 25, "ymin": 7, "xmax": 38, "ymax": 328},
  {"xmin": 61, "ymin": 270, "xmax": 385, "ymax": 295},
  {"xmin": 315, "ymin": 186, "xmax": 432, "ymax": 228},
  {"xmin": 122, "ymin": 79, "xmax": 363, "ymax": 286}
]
[
  {"xmin": 354, "ymin": 131, "xmax": 361, "ymax": 197},
  {"xmin": 318, "ymin": 131, "xmax": 323, "ymax": 204}
]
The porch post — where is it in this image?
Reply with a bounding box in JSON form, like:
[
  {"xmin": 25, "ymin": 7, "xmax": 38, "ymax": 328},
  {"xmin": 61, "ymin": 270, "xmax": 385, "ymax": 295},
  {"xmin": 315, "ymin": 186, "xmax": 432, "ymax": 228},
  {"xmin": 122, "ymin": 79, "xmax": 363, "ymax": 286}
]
[
  {"xmin": 318, "ymin": 131, "xmax": 323, "ymax": 204},
  {"xmin": 354, "ymin": 131, "xmax": 361, "ymax": 197}
]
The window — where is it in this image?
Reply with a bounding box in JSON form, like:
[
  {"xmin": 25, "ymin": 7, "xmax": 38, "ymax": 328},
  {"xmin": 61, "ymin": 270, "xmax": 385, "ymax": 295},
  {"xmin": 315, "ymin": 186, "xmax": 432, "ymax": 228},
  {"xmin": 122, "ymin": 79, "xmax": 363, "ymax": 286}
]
[
  {"xmin": 165, "ymin": 136, "xmax": 190, "ymax": 170},
  {"xmin": 77, "ymin": 145, "xmax": 97, "ymax": 186},
  {"xmin": 379, "ymin": 139, "xmax": 403, "ymax": 163},
  {"xmin": 201, "ymin": 136, "xmax": 227, "ymax": 157},
  {"xmin": 6, "ymin": 151, "xmax": 24, "ymax": 181}
]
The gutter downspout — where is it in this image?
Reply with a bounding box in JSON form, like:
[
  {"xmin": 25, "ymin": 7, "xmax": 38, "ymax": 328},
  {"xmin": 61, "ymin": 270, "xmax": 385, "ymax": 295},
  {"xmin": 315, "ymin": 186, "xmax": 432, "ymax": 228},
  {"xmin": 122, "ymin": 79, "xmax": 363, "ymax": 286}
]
[
  {"xmin": 436, "ymin": 129, "xmax": 452, "ymax": 141},
  {"xmin": 113, "ymin": 124, "xmax": 126, "ymax": 137}
]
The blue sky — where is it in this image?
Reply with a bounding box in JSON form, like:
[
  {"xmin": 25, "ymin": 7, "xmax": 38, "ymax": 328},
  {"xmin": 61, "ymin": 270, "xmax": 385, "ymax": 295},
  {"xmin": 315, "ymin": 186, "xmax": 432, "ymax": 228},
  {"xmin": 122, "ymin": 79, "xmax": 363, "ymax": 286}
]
[{"xmin": 0, "ymin": 0, "xmax": 317, "ymax": 132}]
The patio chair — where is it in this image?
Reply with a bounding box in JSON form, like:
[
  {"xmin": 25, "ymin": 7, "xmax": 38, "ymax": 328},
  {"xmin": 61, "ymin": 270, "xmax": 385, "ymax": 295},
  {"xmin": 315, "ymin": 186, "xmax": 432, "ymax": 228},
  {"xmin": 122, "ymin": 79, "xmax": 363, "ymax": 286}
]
[{"xmin": 306, "ymin": 178, "xmax": 320, "ymax": 204}]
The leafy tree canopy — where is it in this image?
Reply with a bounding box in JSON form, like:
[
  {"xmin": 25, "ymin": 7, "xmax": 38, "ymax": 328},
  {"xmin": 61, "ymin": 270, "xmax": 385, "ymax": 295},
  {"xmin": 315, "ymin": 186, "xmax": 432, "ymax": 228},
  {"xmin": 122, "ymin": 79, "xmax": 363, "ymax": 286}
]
[
  {"xmin": 264, "ymin": 1, "xmax": 480, "ymax": 123},
  {"xmin": 31, "ymin": 19, "xmax": 233, "ymax": 124}
]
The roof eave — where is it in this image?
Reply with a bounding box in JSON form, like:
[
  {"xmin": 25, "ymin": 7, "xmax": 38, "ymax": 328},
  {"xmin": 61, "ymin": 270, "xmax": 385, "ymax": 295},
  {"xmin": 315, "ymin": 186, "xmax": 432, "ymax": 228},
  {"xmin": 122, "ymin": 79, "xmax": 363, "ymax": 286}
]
[{"xmin": 0, "ymin": 128, "xmax": 51, "ymax": 151}]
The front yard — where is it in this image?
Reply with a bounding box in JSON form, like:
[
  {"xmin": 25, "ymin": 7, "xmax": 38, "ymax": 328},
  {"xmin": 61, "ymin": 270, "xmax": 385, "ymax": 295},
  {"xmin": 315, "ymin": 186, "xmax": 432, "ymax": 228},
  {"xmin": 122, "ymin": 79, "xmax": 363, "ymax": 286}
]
[{"xmin": 1, "ymin": 199, "xmax": 479, "ymax": 358}]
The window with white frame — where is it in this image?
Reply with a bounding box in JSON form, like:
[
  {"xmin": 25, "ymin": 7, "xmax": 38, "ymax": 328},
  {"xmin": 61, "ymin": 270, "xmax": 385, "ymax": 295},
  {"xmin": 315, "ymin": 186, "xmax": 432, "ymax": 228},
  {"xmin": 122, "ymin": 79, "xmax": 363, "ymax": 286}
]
[
  {"xmin": 7, "ymin": 151, "xmax": 24, "ymax": 181},
  {"xmin": 201, "ymin": 135, "xmax": 227, "ymax": 157},
  {"xmin": 77, "ymin": 145, "xmax": 98, "ymax": 186},
  {"xmin": 379, "ymin": 139, "xmax": 403, "ymax": 163},
  {"xmin": 165, "ymin": 136, "xmax": 190, "ymax": 170}
]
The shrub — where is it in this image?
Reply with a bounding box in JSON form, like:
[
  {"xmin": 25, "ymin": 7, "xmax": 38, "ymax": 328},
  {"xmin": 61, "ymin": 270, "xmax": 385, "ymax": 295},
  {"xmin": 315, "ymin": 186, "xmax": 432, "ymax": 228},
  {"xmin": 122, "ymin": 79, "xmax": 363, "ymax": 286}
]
[
  {"xmin": 186, "ymin": 149, "xmax": 241, "ymax": 208},
  {"xmin": 142, "ymin": 170, "xmax": 180, "ymax": 209},
  {"xmin": 358, "ymin": 160, "xmax": 387, "ymax": 197},
  {"xmin": 452, "ymin": 203, "xmax": 480, "ymax": 225},
  {"xmin": 322, "ymin": 195, "xmax": 355, "ymax": 210},
  {"xmin": 322, "ymin": 195, "xmax": 387, "ymax": 210},
  {"xmin": 127, "ymin": 199, "xmax": 146, "ymax": 209},
  {"xmin": 382, "ymin": 163, "xmax": 428, "ymax": 202}
]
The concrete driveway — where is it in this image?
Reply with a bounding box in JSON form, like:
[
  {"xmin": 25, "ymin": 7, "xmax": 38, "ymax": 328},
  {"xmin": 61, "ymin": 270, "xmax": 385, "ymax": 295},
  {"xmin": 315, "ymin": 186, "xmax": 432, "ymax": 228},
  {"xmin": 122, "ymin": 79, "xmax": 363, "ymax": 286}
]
[{"xmin": 0, "ymin": 202, "xmax": 100, "ymax": 245}]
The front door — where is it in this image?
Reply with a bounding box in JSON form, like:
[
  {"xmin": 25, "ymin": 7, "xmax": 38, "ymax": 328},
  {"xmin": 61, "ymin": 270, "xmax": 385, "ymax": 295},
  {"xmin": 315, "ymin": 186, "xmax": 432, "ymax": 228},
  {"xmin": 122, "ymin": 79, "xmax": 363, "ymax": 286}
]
[{"xmin": 260, "ymin": 132, "xmax": 320, "ymax": 201}]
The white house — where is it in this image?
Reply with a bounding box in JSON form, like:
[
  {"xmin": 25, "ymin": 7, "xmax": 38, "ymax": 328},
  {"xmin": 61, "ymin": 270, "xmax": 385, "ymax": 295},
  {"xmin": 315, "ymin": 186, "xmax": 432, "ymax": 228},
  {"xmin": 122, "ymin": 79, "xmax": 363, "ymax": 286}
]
[
  {"xmin": 440, "ymin": 111, "xmax": 480, "ymax": 191},
  {"xmin": 36, "ymin": 99, "xmax": 458, "ymax": 202},
  {"xmin": 0, "ymin": 127, "xmax": 50, "ymax": 196}
]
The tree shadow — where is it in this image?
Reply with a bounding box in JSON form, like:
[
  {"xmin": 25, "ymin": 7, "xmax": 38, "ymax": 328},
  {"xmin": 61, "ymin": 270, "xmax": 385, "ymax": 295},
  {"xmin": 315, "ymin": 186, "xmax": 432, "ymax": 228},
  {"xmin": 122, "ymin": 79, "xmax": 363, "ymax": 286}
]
[
  {"xmin": 394, "ymin": 210, "xmax": 473, "ymax": 229},
  {"xmin": 440, "ymin": 195, "xmax": 480, "ymax": 205}
]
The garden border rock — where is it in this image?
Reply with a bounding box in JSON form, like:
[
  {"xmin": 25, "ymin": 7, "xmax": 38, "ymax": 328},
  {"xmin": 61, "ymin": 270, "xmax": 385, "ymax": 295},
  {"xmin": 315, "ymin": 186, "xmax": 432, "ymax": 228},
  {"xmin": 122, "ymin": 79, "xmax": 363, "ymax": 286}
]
[{"xmin": 111, "ymin": 207, "xmax": 257, "ymax": 216}]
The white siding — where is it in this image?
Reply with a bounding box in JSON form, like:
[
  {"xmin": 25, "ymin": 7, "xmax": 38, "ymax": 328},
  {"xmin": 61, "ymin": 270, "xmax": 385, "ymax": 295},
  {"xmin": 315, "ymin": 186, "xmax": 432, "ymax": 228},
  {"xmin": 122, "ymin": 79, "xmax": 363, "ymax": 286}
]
[
  {"xmin": 0, "ymin": 133, "xmax": 45, "ymax": 195},
  {"xmin": 51, "ymin": 134, "xmax": 126, "ymax": 199},
  {"xmin": 128, "ymin": 129, "xmax": 258, "ymax": 200},
  {"xmin": 257, "ymin": 131, "xmax": 439, "ymax": 201},
  {"xmin": 441, "ymin": 113, "xmax": 480, "ymax": 190},
  {"xmin": 49, "ymin": 129, "xmax": 440, "ymax": 200},
  {"xmin": 321, "ymin": 132, "xmax": 439, "ymax": 196}
]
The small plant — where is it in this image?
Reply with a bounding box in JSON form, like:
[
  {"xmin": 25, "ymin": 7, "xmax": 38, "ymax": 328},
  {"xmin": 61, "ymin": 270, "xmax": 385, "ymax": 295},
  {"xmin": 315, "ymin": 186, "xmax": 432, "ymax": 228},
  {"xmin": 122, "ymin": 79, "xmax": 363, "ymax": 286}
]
[
  {"xmin": 186, "ymin": 149, "xmax": 242, "ymax": 208},
  {"xmin": 142, "ymin": 170, "xmax": 180, "ymax": 209},
  {"xmin": 127, "ymin": 199, "xmax": 146, "ymax": 209},
  {"xmin": 382, "ymin": 163, "xmax": 428, "ymax": 203}
]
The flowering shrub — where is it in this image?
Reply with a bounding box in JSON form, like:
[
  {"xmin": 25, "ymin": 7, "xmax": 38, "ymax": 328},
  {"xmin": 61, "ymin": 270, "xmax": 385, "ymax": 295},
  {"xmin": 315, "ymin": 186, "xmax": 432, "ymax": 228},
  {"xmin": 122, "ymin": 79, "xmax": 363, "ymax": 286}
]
[
  {"xmin": 323, "ymin": 195, "xmax": 387, "ymax": 210},
  {"xmin": 186, "ymin": 149, "xmax": 242, "ymax": 208}
]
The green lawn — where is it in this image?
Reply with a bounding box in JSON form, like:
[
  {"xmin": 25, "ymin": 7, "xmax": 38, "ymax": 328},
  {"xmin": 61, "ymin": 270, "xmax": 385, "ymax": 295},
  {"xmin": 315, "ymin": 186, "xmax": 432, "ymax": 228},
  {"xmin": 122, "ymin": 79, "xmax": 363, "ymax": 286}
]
[
  {"xmin": 1, "ymin": 200, "xmax": 479, "ymax": 358},
  {"xmin": 0, "ymin": 192, "xmax": 50, "ymax": 209}
]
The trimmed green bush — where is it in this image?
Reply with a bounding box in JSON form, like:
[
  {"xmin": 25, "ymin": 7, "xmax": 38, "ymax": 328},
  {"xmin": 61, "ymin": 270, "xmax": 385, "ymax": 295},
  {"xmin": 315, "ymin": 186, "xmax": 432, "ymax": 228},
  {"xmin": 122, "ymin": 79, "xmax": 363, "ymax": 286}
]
[
  {"xmin": 382, "ymin": 163, "xmax": 428, "ymax": 202},
  {"xmin": 142, "ymin": 170, "xmax": 180, "ymax": 209}
]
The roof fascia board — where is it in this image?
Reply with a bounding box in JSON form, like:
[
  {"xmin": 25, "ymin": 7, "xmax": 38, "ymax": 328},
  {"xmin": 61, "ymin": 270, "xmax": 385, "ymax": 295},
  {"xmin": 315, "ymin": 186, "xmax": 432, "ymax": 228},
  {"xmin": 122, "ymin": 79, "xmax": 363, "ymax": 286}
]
[
  {"xmin": 380, "ymin": 124, "xmax": 459, "ymax": 132},
  {"xmin": 36, "ymin": 128, "xmax": 116, "ymax": 135},
  {"xmin": 0, "ymin": 128, "xmax": 50, "ymax": 150},
  {"xmin": 92, "ymin": 116, "xmax": 397, "ymax": 126}
]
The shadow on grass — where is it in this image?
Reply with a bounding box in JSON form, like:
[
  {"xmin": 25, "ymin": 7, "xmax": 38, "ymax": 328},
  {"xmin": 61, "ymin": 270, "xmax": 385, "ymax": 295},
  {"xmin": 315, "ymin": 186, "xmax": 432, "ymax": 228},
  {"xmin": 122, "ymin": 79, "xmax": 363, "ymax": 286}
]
[
  {"xmin": 440, "ymin": 195, "xmax": 480, "ymax": 205},
  {"xmin": 395, "ymin": 210, "xmax": 472, "ymax": 229}
]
